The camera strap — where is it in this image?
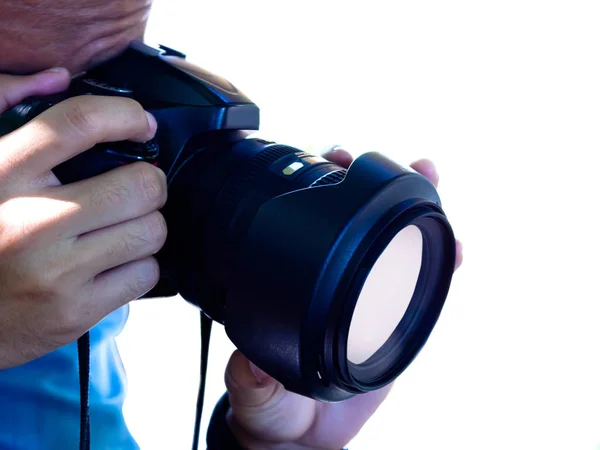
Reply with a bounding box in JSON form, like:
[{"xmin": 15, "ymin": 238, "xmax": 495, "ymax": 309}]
[
  {"xmin": 76, "ymin": 313, "xmax": 213, "ymax": 450},
  {"xmin": 192, "ymin": 311, "xmax": 213, "ymax": 450},
  {"xmin": 77, "ymin": 332, "xmax": 91, "ymax": 450}
]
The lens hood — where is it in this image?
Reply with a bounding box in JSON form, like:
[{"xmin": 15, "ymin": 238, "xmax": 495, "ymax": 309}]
[{"xmin": 224, "ymin": 152, "xmax": 456, "ymax": 401}]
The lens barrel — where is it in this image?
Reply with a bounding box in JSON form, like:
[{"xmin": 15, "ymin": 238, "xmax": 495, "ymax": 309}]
[
  {"xmin": 165, "ymin": 137, "xmax": 456, "ymax": 401},
  {"xmin": 0, "ymin": 40, "xmax": 457, "ymax": 404}
]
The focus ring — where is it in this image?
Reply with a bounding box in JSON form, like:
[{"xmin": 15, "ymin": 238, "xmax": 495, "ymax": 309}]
[{"xmin": 216, "ymin": 144, "xmax": 298, "ymax": 221}]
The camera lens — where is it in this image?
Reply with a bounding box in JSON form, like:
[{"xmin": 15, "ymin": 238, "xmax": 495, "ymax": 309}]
[
  {"xmin": 162, "ymin": 135, "xmax": 456, "ymax": 402},
  {"xmin": 347, "ymin": 224, "xmax": 423, "ymax": 365},
  {"xmin": 0, "ymin": 44, "xmax": 456, "ymax": 405},
  {"xmin": 337, "ymin": 213, "xmax": 453, "ymax": 394}
]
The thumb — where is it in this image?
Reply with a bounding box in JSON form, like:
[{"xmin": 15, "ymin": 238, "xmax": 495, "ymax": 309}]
[
  {"xmin": 0, "ymin": 68, "xmax": 71, "ymax": 113},
  {"xmin": 225, "ymin": 350, "xmax": 317, "ymax": 444}
]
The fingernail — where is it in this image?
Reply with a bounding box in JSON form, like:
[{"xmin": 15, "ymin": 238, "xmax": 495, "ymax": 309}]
[
  {"xmin": 412, "ymin": 159, "xmax": 439, "ymax": 185},
  {"xmin": 145, "ymin": 111, "xmax": 157, "ymax": 133},
  {"xmin": 322, "ymin": 145, "xmax": 344, "ymax": 155},
  {"xmin": 43, "ymin": 67, "xmax": 67, "ymax": 74},
  {"xmin": 249, "ymin": 362, "xmax": 271, "ymax": 384},
  {"xmin": 425, "ymin": 161, "xmax": 439, "ymax": 179}
]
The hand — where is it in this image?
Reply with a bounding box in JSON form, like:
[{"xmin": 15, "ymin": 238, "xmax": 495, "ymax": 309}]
[
  {"xmin": 224, "ymin": 148, "xmax": 463, "ymax": 449},
  {"xmin": 0, "ymin": 69, "xmax": 168, "ymax": 369}
]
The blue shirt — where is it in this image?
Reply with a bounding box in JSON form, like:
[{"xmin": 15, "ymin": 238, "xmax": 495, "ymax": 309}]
[{"xmin": 0, "ymin": 306, "xmax": 137, "ymax": 450}]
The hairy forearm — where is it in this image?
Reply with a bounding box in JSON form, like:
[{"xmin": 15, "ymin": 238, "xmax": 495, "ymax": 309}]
[{"xmin": 0, "ymin": 0, "xmax": 153, "ymax": 75}]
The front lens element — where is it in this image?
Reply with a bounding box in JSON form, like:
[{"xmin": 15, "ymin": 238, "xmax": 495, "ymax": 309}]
[{"xmin": 347, "ymin": 225, "xmax": 423, "ymax": 365}]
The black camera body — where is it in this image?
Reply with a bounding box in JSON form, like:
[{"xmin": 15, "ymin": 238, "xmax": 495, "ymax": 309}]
[
  {"xmin": 0, "ymin": 42, "xmax": 456, "ymax": 402},
  {"xmin": 1, "ymin": 41, "xmax": 283, "ymax": 317}
]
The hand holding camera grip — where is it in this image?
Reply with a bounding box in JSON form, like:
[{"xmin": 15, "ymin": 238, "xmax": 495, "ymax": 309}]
[
  {"xmin": 0, "ymin": 95, "xmax": 160, "ymax": 185},
  {"xmin": 52, "ymin": 139, "xmax": 160, "ymax": 185}
]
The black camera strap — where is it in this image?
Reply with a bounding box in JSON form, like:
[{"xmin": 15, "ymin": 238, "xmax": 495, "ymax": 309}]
[
  {"xmin": 77, "ymin": 332, "xmax": 91, "ymax": 450},
  {"xmin": 192, "ymin": 311, "xmax": 213, "ymax": 450},
  {"xmin": 76, "ymin": 313, "xmax": 212, "ymax": 450}
]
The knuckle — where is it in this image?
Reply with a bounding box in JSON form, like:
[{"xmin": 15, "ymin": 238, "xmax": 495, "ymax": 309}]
[
  {"xmin": 61, "ymin": 97, "xmax": 100, "ymax": 138},
  {"xmin": 89, "ymin": 177, "xmax": 133, "ymax": 212},
  {"xmin": 143, "ymin": 259, "xmax": 161, "ymax": 288},
  {"xmin": 122, "ymin": 278, "xmax": 143, "ymax": 300},
  {"xmin": 143, "ymin": 212, "xmax": 168, "ymax": 252},
  {"xmin": 126, "ymin": 260, "xmax": 159, "ymax": 299},
  {"xmin": 32, "ymin": 270, "xmax": 59, "ymax": 296},
  {"xmin": 119, "ymin": 213, "xmax": 167, "ymax": 258},
  {"xmin": 110, "ymin": 231, "xmax": 135, "ymax": 260},
  {"xmin": 131, "ymin": 163, "xmax": 167, "ymax": 208},
  {"xmin": 18, "ymin": 269, "xmax": 62, "ymax": 303}
]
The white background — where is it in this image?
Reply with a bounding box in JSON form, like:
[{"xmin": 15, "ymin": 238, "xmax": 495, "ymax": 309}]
[{"xmin": 116, "ymin": 1, "xmax": 600, "ymax": 449}]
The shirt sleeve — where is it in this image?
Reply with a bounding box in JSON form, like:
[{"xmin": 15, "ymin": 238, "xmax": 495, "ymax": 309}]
[{"xmin": 0, "ymin": 306, "xmax": 139, "ymax": 450}]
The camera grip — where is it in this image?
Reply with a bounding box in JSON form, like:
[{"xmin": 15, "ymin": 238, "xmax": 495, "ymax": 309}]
[{"xmin": 53, "ymin": 140, "xmax": 159, "ymax": 185}]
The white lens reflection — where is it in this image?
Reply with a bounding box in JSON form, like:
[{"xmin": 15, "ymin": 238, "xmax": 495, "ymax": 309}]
[{"xmin": 347, "ymin": 225, "xmax": 423, "ymax": 365}]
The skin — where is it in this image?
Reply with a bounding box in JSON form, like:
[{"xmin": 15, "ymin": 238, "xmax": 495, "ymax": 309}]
[
  {"xmin": 0, "ymin": 71, "xmax": 167, "ymax": 369},
  {"xmin": 0, "ymin": 3, "xmax": 464, "ymax": 448},
  {"xmin": 0, "ymin": 0, "xmax": 152, "ymax": 75}
]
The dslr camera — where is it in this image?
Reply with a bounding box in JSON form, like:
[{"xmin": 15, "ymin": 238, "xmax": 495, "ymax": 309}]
[{"xmin": 0, "ymin": 42, "xmax": 456, "ymax": 402}]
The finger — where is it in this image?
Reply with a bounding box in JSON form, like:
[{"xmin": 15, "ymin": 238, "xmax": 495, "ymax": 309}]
[
  {"xmin": 80, "ymin": 256, "xmax": 160, "ymax": 320},
  {"xmin": 225, "ymin": 351, "xmax": 279, "ymax": 407},
  {"xmin": 322, "ymin": 148, "xmax": 442, "ymax": 190},
  {"xmin": 410, "ymin": 158, "xmax": 439, "ymax": 188},
  {"xmin": 0, "ymin": 95, "xmax": 157, "ymax": 177},
  {"xmin": 55, "ymin": 162, "xmax": 167, "ymax": 236},
  {"xmin": 455, "ymin": 239, "xmax": 463, "ymax": 270},
  {"xmin": 0, "ymin": 68, "xmax": 71, "ymax": 114},
  {"xmin": 322, "ymin": 145, "xmax": 354, "ymax": 168},
  {"xmin": 320, "ymin": 149, "xmax": 463, "ymax": 271},
  {"xmin": 72, "ymin": 211, "xmax": 167, "ymax": 278},
  {"xmin": 407, "ymin": 158, "xmax": 465, "ymax": 270},
  {"xmin": 225, "ymin": 351, "xmax": 317, "ymax": 442},
  {"xmin": 301, "ymin": 385, "xmax": 394, "ymax": 449}
]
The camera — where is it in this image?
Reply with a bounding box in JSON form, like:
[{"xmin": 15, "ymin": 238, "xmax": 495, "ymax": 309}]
[{"xmin": 0, "ymin": 42, "xmax": 456, "ymax": 402}]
